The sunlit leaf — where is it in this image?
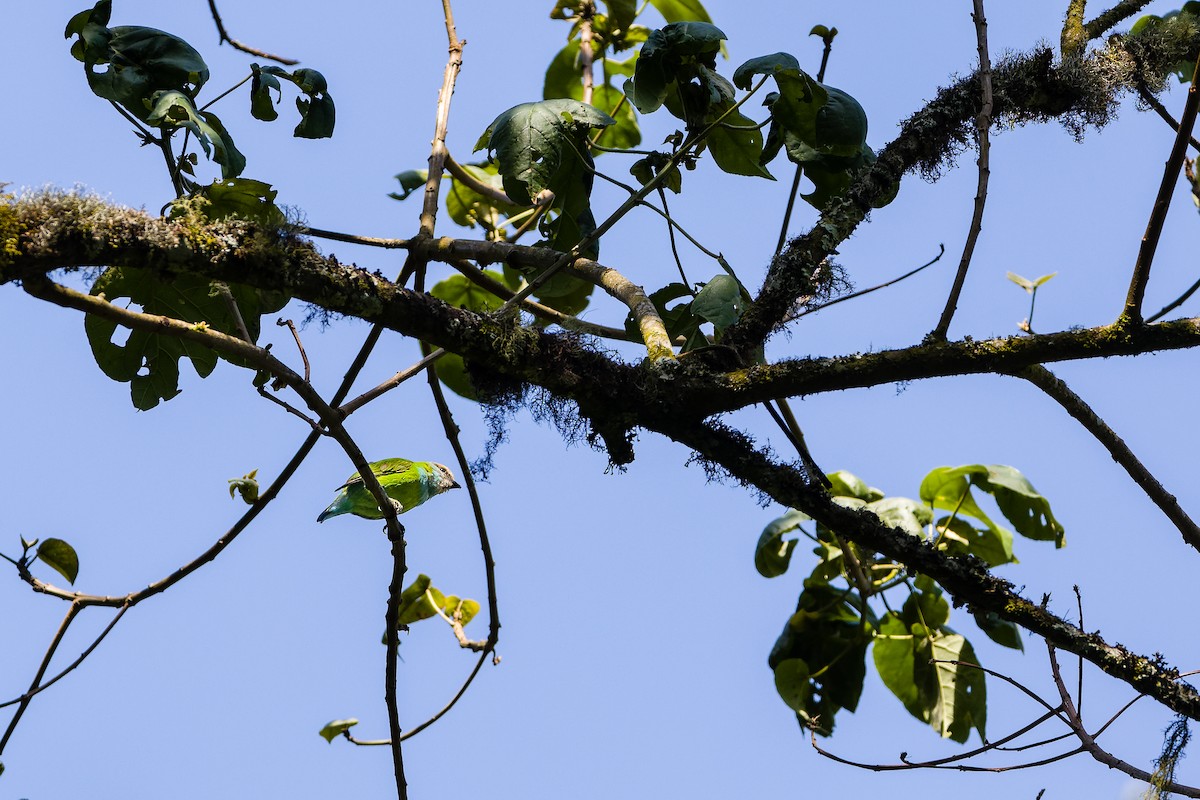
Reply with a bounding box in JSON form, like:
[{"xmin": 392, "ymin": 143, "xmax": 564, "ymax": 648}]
[
  {"xmin": 37, "ymin": 538, "xmax": 79, "ymax": 585},
  {"xmin": 318, "ymin": 718, "xmax": 358, "ymax": 743}
]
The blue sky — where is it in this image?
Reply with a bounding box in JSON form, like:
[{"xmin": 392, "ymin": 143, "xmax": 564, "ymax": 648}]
[{"xmin": 2, "ymin": 2, "xmax": 1198, "ymax": 798}]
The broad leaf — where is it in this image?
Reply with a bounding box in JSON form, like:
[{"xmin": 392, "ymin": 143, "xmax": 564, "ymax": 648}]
[
  {"xmin": 826, "ymin": 470, "xmax": 884, "ymax": 502},
  {"xmin": 67, "ymin": 4, "xmax": 210, "ymax": 120},
  {"xmin": 146, "ymin": 91, "xmax": 245, "ymax": 179},
  {"xmin": 973, "ymin": 610, "xmax": 1024, "ymax": 651},
  {"xmin": 260, "ymin": 66, "xmax": 336, "ymax": 138},
  {"xmin": 624, "ymin": 22, "xmax": 726, "ymax": 114},
  {"xmin": 37, "ymin": 538, "xmax": 79, "ymax": 585},
  {"xmin": 920, "ymin": 464, "xmax": 1064, "ymax": 547},
  {"xmin": 175, "ymin": 178, "xmax": 285, "ymax": 226},
  {"xmin": 866, "ymin": 496, "xmax": 931, "ymax": 538},
  {"xmin": 85, "ymin": 267, "xmax": 286, "ymax": 410},
  {"xmin": 691, "ymin": 274, "xmax": 743, "ymax": 330},
  {"xmin": 389, "ymin": 169, "xmax": 428, "ymax": 202},
  {"xmin": 648, "ymin": 0, "xmax": 715, "ymax": 23},
  {"xmin": 755, "ymin": 508, "xmax": 807, "ymax": 578}
]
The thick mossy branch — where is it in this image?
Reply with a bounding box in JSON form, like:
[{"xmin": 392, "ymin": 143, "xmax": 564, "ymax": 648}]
[
  {"xmin": 660, "ymin": 418, "xmax": 1200, "ymax": 723},
  {"xmin": 723, "ymin": 24, "xmax": 1200, "ymax": 354}
]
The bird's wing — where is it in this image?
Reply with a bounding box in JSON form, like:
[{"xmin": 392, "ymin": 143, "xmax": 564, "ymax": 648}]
[{"xmin": 337, "ymin": 457, "xmax": 416, "ymax": 489}]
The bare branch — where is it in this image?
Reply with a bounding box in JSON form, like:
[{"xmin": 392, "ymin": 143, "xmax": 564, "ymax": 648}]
[
  {"xmin": 932, "ymin": 0, "xmax": 993, "ymax": 340},
  {"xmin": 205, "ymin": 0, "xmax": 298, "ymax": 65}
]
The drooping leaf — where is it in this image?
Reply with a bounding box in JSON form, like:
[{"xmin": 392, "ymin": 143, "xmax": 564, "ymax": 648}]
[
  {"xmin": 972, "ymin": 610, "xmax": 1024, "ymax": 651},
  {"xmin": 145, "ymin": 91, "xmax": 245, "ymax": 178},
  {"xmin": 691, "ymin": 274, "xmax": 743, "ymax": 330},
  {"xmin": 623, "ymin": 22, "xmax": 726, "ymax": 114},
  {"xmin": 260, "ymin": 66, "xmax": 336, "ymax": 138},
  {"xmin": 394, "ymin": 574, "xmax": 441, "ymax": 625},
  {"xmin": 67, "ymin": 5, "xmax": 210, "ymax": 121},
  {"xmin": 389, "ymin": 169, "xmax": 428, "ymax": 202},
  {"xmin": 755, "ymin": 508, "xmax": 808, "ymax": 578},
  {"xmin": 318, "ymin": 719, "xmax": 358, "ymax": 743},
  {"xmin": 930, "ymin": 634, "xmax": 986, "ymax": 743},
  {"xmin": 768, "ymin": 585, "xmax": 875, "ymax": 734},
  {"xmin": 704, "ymin": 105, "xmax": 771, "ymax": 178},
  {"xmin": 84, "ymin": 267, "xmax": 286, "ymax": 410},
  {"xmin": 37, "ymin": 538, "xmax": 79, "ymax": 585},
  {"xmin": 249, "ymin": 65, "xmax": 282, "ymax": 122},
  {"xmin": 920, "ymin": 464, "xmax": 1064, "ymax": 547},
  {"xmin": 866, "ymin": 496, "xmax": 932, "ymax": 538}
]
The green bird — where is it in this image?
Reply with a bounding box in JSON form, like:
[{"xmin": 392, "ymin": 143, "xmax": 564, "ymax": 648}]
[{"xmin": 317, "ymin": 458, "xmax": 460, "ymax": 522}]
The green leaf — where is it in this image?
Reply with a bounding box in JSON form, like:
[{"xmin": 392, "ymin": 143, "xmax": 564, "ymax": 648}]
[
  {"xmin": 433, "ymin": 353, "xmax": 480, "ymax": 402},
  {"xmin": 732, "ymin": 52, "xmax": 801, "ymax": 91},
  {"xmin": 249, "ymin": 65, "xmax": 282, "ymax": 122},
  {"xmin": 174, "ymin": 178, "xmax": 285, "ymax": 226},
  {"xmin": 443, "ymin": 163, "xmax": 523, "ymax": 230},
  {"xmin": 146, "ymin": 91, "xmax": 245, "ymax": 179},
  {"xmin": 1006, "ymin": 271, "xmax": 1035, "ymax": 292},
  {"xmin": 430, "ymin": 272, "xmax": 507, "ymax": 314},
  {"xmin": 691, "ymin": 274, "xmax": 743, "ymax": 330},
  {"xmin": 772, "ymin": 658, "xmax": 811, "ymax": 713},
  {"xmin": 704, "ymin": 106, "xmax": 772, "ymax": 178},
  {"xmin": 318, "ymin": 718, "xmax": 358, "ymax": 743},
  {"xmin": 973, "ymin": 610, "xmax": 1024, "ymax": 651},
  {"xmin": 920, "ymin": 464, "xmax": 1064, "ymax": 547},
  {"xmin": 37, "ymin": 538, "xmax": 79, "ymax": 585},
  {"xmin": 260, "ymin": 66, "xmax": 336, "ymax": 138},
  {"xmin": 395, "ymin": 575, "xmax": 441, "ymax": 625},
  {"xmin": 647, "ymin": 0, "xmax": 715, "ymax": 23},
  {"xmin": 84, "ymin": 267, "xmax": 286, "ymax": 409},
  {"xmin": 768, "ymin": 585, "xmax": 874, "ymax": 734},
  {"xmin": 755, "ymin": 508, "xmax": 807, "ymax": 578},
  {"xmin": 623, "ymin": 22, "xmax": 726, "ymax": 114},
  {"xmin": 930, "ymin": 634, "xmax": 986, "ymax": 743},
  {"xmin": 935, "ymin": 514, "xmax": 1015, "ymax": 567},
  {"xmin": 441, "ymin": 596, "xmax": 481, "ymax": 626},
  {"xmin": 476, "ymin": 99, "xmax": 614, "ymax": 204},
  {"xmin": 67, "ymin": 12, "xmax": 210, "ymax": 121},
  {"xmin": 389, "ymin": 170, "xmax": 428, "ymax": 202},
  {"xmin": 825, "ymin": 470, "xmax": 884, "ymax": 502},
  {"xmin": 228, "ymin": 469, "xmax": 260, "ymax": 504},
  {"xmin": 873, "ymin": 613, "xmax": 921, "ymax": 715},
  {"xmin": 901, "ymin": 578, "xmax": 950, "ymax": 630},
  {"xmin": 866, "ymin": 496, "xmax": 932, "ymax": 538}
]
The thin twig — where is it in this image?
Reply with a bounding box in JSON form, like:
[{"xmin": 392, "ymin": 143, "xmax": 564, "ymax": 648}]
[
  {"xmin": 0, "ymin": 602, "xmax": 83, "ymax": 755},
  {"xmin": 1047, "ymin": 643, "xmax": 1200, "ymax": 796},
  {"xmin": 215, "ymin": 282, "xmax": 253, "ymax": 342},
  {"xmin": 338, "ymin": 349, "xmax": 445, "ymax": 418},
  {"xmin": 1017, "ymin": 364, "xmax": 1200, "ymax": 552},
  {"xmin": 0, "ymin": 604, "xmax": 130, "ymax": 710},
  {"xmin": 419, "ymin": 1, "xmax": 465, "ymax": 239},
  {"xmin": 444, "ymin": 152, "xmax": 514, "ymax": 207},
  {"xmin": 384, "ymin": 527, "xmax": 408, "ymax": 799},
  {"xmin": 277, "ymin": 318, "xmax": 311, "ymax": 382},
  {"xmin": 932, "ymin": 0, "xmax": 993, "ymax": 340},
  {"xmin": 1136, "ymin": 83, "xmax": 1200, "ymax": 152},
  {"xmin": 795, "ymin": 244, "xmax": 945, "ymax": 318},
  {"xmin": 205, "ymin": 0, "xmax": 299, "ymax": 64},
  {"xmin": 1123, "ymin": 50, "xmax": 1200, "ymax": 323}
]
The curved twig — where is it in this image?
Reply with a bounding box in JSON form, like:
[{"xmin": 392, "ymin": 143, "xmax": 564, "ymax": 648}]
[
  {"xmin": 1016, "ymin": 364, "xmax": 1200, "ymax": 552},
  {"xmin": 932, "ymin": 0, "xmax": 993, "ymax": 340},
  {"xmin": 205, "ymin": 0, "xmax": 298, "ymax": 65}
]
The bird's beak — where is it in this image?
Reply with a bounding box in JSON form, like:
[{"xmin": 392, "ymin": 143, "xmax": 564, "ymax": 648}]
[{"xmin": 450, "ymin": 480, "xmax": 462, "ymax": 489}]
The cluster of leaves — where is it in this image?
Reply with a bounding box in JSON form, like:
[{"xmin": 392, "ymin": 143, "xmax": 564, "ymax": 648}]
[
  {"xmin": 65, "ymin": 2, "xmax": 338, "ymax": 409},
  {"xmin": 757, "ymin": 465, "xmax": 1063, "ymax": 740}
]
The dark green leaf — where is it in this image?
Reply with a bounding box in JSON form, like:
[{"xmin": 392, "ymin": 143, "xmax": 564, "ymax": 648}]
[
  {"xmin": 318, "ymin": 719, "xmax": 357, "ymax": 743},
  {"xmin": 145, "ymin": 91, "xmax": 244, "ymax": 179},
  {"xmin": 692, "ymin": 274, "xmax": 743, "ymax": 329},
  {"xmin": 84, "ymin": 266, "xmax": 285, "ymax": 409},
  {"xmin": 772, "ymin": 658, "xmax": 811, "ymax": 713},
  {"xmin": 389, "ymin": 170, "xmax": 428, "ymax": 202},
  {"xmin": 68, "ymin": 16, "xmax": 209, "ymax": 120},
  {"xmin": 624, "ymin": 22, "xmax": 726, "ymax": 114},
  {"xmin": 901, "ymin": 578, "xmax": 950, "ymax": 630},
  {"xmin": 755, "ymin": 508, "xmax": 807, "ymax": 578},
  {"xmin": 873, "ymin": 613, "xmax": 922, "ymax": 715},
  {"xmin": 37, "ymin": 538, "xmax": 79, "ymax": 584},
  {"xmin": 250, "ymin": 65, "xmax": 281, "ymax": 122},
  {"xmin": 433, "ymin": 353, "xmax": 479, "ymax": 402},
  {"xmin": 258, "ymin": 66, "xmax": 336, "ymax": 137},
  {"xmin": 732, "ymin": 52, "xmax": 801, "ymax": 91},
  {"xmin": 704, "ymin": 106, "xmax": 771, "ymax": 178},
  {"xmin": 973, "ymin": 610, "xmax": 1024, "ymax": 651},
  {"xmin": 476, "ymin": 99, "xmax": 614, "ymax": 204}
]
